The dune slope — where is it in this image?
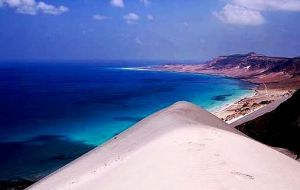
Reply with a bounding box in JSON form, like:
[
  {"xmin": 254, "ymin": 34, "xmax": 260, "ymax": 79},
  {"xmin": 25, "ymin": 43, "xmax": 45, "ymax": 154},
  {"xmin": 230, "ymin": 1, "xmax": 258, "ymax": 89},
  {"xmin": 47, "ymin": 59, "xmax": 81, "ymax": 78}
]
[{"xmin": 28, "ymin": 102, "xmax": 300, "ymax": 190}]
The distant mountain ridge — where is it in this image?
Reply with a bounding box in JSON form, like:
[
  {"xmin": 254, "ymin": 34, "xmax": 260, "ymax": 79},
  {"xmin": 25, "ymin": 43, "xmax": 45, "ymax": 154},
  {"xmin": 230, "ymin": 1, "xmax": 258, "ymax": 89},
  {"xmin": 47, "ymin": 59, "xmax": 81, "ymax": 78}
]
[
  {"xmin": 150, "ymin": 52, "xmax": 300, "ymax": 88},
  {"xmin": 206, "ymin": 52, "xmax": 300, "ymax": 77}
]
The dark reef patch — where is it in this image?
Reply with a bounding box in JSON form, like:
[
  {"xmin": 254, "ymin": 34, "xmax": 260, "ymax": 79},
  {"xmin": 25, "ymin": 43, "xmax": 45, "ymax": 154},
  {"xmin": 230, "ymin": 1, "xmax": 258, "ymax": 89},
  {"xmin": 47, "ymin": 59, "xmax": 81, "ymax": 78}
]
[{"xmin": 212, "ymin": 94, "xmax": 232, "ymax": 101}]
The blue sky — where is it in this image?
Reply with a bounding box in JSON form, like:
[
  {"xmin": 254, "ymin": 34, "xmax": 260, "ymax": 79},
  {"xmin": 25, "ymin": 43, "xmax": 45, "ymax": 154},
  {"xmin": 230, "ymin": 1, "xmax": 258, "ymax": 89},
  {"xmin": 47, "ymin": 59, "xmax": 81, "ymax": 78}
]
[{"xmin": 0, "ymin": 0, "xmax": 300, "ymax": 61}]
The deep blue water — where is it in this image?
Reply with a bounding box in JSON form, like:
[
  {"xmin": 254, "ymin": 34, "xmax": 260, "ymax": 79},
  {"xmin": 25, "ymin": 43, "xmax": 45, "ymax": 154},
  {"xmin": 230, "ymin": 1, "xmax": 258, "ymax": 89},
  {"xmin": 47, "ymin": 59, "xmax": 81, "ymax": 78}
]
[{"xmin": 0, "ymin": 62, "xmax": 254, "ymax": 181}]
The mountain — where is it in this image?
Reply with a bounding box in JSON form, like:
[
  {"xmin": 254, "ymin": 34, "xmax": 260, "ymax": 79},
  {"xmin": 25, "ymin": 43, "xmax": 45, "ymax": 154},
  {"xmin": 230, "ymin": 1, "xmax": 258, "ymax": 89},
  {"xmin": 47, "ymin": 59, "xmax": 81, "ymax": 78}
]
[
  {"xmin": 236, "ymin": 89, "xmax": 300, "ymax": 158},
  {"xmin": 203, "ymin": 52, "xmax": 300, "ymax": 83},
  {"xmin": 207, "ymin": 52, "xmax": 295, "ymax": 73},
  {"xmin": 150, "ymin": 52, "xmax": 300, "ymax": 88}
]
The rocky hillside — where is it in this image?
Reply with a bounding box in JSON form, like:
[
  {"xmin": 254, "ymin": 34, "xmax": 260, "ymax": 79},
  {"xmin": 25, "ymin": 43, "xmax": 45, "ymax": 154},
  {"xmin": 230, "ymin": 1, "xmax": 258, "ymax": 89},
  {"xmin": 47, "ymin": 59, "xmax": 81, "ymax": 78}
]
[
  {"xmin": 150, "ymin": 52, "xmax": 300, "ymax": 88},
  {"xmin": 208, "ymin": 53, "xmax": 299, "ymax": 72},
  {"xmin": 205, "ymin": 52, "xmax": 300, "ymax": 80}
]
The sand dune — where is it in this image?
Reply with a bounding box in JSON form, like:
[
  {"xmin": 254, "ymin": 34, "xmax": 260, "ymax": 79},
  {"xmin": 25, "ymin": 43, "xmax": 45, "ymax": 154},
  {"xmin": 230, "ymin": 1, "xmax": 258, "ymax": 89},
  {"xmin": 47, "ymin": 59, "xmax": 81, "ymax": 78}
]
[{"xmin": 28, "ymin": 102, "xmax": 300, "ymax": 190}]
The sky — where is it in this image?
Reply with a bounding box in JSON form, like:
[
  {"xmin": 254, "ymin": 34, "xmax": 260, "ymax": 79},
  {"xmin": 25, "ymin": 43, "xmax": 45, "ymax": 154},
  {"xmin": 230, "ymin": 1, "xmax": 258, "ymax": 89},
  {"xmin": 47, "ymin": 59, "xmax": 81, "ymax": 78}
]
[{"xmin": 0, "ymin": 0, "xmax": 300, "ymax": 61}]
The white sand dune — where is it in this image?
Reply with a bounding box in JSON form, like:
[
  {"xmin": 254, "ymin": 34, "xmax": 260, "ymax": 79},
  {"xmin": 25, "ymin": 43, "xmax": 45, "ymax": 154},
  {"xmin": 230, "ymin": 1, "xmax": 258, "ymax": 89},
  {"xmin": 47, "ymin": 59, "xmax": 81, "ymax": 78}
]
[{"xmin": 28, "ymin": 102, "xmax": 300, "ymax": 190}]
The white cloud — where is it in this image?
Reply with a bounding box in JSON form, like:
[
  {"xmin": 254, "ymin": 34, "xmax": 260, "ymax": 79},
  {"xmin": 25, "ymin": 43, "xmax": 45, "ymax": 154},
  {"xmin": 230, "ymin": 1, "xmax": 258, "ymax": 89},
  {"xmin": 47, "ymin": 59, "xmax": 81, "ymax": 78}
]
[
  {"xmin": 123, "ymin": 12, "xmax": 139, "ymax": 24},
  {"xmin": 146, "ymin": 14, "xmax": 154, "ymax": 20},
  {"xmin": 93, "ymin": 14, "xmax": 111, "ymax": 21},
  {"xmin": 0, "ymin": 0, "xmax": 68, "ymax": 15},
  {"xmin": 232, "ymin": 0, "xmax": 300, "ymax": 11},
  {"xmin": 110, "ymin": 0, "xmax": 124, "ymax": 8},
  {"xmin": 214, "ymin": 0, "xmax": 300, "ymax": 25},
  {"xmin": 213, "ymin": 4, "xmax": 265, "ymax": 25},
  {"xmin": 36, "ymin": 2, "xmax": 68, "ymax": 15},
  {"xmin": 140, "ymin": 0, "xmax": 150, "ymax": 6}
]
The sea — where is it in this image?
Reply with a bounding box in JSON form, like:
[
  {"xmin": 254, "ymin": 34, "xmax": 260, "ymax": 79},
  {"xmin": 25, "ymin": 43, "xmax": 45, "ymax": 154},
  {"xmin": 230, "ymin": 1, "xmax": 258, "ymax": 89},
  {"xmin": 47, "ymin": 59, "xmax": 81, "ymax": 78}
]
[{"xmin": 0, "ymin": 61, "xmax": 254, "ymax": 182}]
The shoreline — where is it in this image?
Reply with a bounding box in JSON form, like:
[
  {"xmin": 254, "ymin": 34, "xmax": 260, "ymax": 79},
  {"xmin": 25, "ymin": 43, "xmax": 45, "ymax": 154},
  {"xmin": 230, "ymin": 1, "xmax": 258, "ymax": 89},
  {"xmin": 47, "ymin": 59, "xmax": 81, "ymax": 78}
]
[
  {"xmin": 230, "ymin": 93, "xmax": 292, "ymax": 127},
  {"xmin": 212, "ymin": 86, "xmax": 294, "ymax": 124},
  {"xmin": 141, "ymin": 66, "xmax": 295, "ymax": 125},
  {"xmin": 209, "ymin": 89, "xmax": 256, "ymax": 114},
  {"xmin": 119, "ymin": 66, "xmax": 264, "ymax": 123}
]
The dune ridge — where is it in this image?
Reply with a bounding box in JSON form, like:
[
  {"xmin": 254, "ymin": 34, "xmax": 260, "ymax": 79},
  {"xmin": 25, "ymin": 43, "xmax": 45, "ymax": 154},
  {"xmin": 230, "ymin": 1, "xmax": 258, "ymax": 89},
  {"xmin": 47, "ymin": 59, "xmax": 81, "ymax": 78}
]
[{"xmin": 28, "ymin": 101, "xmax": 300, "ymax": 190}]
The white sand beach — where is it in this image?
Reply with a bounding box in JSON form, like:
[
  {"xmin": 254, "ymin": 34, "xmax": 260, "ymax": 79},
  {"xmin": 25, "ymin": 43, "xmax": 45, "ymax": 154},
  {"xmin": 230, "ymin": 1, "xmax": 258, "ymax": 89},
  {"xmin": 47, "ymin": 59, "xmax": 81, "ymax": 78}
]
[
  {"xmin": 28, "ymin": 101, "xmax": 300, "ymax": 190},
  {"xmin": 213, "ymin": 88, "xmax": 293, "ymax": 124}
]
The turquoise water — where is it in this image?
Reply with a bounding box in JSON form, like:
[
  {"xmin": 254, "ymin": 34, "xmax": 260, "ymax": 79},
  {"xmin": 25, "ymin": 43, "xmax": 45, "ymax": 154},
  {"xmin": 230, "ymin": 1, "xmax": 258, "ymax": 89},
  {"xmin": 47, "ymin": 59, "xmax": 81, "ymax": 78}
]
[{"xmin": 0, "ymin": 62, "xmax": 254, "ymax": 180}]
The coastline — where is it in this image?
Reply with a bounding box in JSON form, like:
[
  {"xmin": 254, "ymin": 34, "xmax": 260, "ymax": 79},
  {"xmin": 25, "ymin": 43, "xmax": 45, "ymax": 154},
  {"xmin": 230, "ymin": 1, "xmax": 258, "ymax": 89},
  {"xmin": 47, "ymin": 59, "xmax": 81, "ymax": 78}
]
[
  {"xmin": 142, "ymin": 66, "xmax": 295, "ymax": 125},
  {"xmin": 121, "ymin": 66, "xmax": 261, "ymax": 120},
  {"xmin": 212, "ymin": 87, "xmax": 294, "ymax": 124},
  {"xmin": 209, "ymin": 89, "xmax": 256, "ymax": 114}
]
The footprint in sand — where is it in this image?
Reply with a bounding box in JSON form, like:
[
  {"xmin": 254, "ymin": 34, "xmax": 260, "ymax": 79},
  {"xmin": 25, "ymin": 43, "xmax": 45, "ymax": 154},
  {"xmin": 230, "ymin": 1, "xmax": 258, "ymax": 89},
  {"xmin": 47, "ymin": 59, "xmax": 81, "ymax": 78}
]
[
  {"xmin": 231, "ymin": 171, "xmax": 254, "ymax": 180},
  {"xmin": 186, "ymin": 141, "xmax": 206, "ymax": 151}
]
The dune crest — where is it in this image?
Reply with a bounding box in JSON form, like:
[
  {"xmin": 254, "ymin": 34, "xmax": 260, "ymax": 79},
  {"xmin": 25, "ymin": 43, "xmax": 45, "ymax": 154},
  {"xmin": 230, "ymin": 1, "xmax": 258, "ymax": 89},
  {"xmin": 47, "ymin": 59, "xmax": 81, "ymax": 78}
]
[{"xmin": 28, "ymin": 102, "xmax": 300, "ymax": 190}]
